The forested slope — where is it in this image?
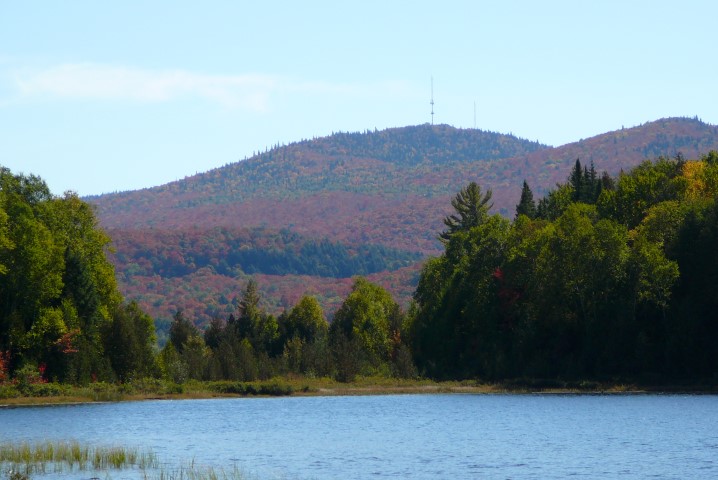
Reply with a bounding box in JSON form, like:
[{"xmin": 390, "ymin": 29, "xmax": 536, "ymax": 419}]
[{"xmin": 88, "ymin": 117, "xmax": 718, "ymax": 330}]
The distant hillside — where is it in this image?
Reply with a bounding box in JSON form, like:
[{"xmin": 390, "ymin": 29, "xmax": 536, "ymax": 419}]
[
  {"xmin": 90, "ymin": 117, "xmax": 718, "ymax": 330},
  {"xmin": 92, "ymin": 125, "xmax": 547, "ymax": 254}
]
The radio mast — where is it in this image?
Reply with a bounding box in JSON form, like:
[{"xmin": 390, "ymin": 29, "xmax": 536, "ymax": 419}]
[{"xmin": 430, "ymin": 77, "xmax": 435, "ymax": 125}]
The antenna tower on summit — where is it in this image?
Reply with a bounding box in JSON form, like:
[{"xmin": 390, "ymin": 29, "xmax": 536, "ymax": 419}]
[{"xmin": 430, "ymin": 77, "xmax": 435, "ymax": 125}]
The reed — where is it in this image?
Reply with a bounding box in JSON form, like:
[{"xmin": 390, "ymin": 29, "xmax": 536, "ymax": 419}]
[
  {"xmin": 0, "ymin": 441, "xmax": 254, "ymax": 479},
  {"xmin": 0, "ymin": 440, "xmax": 158, "ymax": 474},
  {"xmin": 149, "ymin": 464, "xmax": 251, "ymax": 480}
]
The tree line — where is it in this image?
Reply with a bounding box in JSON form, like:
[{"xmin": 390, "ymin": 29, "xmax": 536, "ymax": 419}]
[
  {"xmin": 3, "ymin": 151, "xmax": 718, "ymax": 386},
  {"xmin": 0, "ymin": 167, "xmax": 415, "ymax": 385},
  {"xmin": 111, "ymin": 227, "xmax": 421, "ymax": 279},
  {"xmin": 158, "ymin": 277, "xmax": 416, "ymax": 383},
  {"xmin": 410, "ymin": 153, "xmax": 718, "ymax": 381}
]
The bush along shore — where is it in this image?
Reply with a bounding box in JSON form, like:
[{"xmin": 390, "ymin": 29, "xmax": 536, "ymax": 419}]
[{"xmin": 2, "ymin": 375, "xmax": 718, "ymax": 407}]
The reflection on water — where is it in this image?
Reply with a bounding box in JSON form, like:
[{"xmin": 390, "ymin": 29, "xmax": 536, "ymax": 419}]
[{"xmin": 2, "ymin": 394, "xmax": 717, "ymax": 479}]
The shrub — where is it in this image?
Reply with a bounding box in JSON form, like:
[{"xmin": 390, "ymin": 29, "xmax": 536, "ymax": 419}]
[
  {"xmin": 0, "ymin": 384, "xmax": 20, "ymax": 399},
  {"xmin": 257, "ymin": 382, "xmax": 293, "ymax": 396},
  {"xmin": 24, "ymin": 382, "xmax": 70, "ymax": 397},
  {"xmin": 13, "ymin": 364, "xmax": 45, "ymax": 395}
]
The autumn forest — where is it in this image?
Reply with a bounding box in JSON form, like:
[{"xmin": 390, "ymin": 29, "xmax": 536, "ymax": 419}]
[{"xmin": 2, "ymin": 120, "xmax": 718, "ymax": 390}]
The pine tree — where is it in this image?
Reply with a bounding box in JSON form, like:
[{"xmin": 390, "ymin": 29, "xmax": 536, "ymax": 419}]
[
  {"xmin": 440, "ymin": 182, "xmax": 493, "ymax": 243},
  {"xmin": 515, "ymin": 180, "xmax": 537, "ymax": 219},
  {"xmin": 569, "ymin": 158, "xmax": 584, "ymax": 202}
]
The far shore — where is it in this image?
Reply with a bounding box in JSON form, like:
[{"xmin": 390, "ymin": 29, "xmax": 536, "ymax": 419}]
[{"xmin": 2, "ymin": 377, "xmax": 717, "ymax": 408}]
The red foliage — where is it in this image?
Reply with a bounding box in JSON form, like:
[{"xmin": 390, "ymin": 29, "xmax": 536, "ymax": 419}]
[
  {"xmin": 0, "ymin": 351, "xmax": 9, "ymax": 383},
  {"xmin": 38, "ymin": 363, "xmax": 48, "ymax": 383},
  {"xmin": 55, "ymin": 329, "xmax": 80, "ymax": 354}
]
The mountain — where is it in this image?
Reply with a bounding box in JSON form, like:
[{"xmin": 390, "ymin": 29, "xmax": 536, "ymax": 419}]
[
  {"xmin": 92, "ymin": 125, "xmax": 547, "ymax": 255},
  {"xmin": 89, "ymin": 117, "xmax": 718, "ymax": 332}
]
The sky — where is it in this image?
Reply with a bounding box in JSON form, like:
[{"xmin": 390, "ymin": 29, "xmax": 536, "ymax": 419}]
[{"xmin": 1, "ymin": 1, "xmax": 717, "ymax": 196}]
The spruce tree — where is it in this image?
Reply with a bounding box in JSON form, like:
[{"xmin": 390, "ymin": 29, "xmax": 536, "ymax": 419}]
[{"xmin": 515, "ymin": 180, "xmax": 537, "ymax": 219}]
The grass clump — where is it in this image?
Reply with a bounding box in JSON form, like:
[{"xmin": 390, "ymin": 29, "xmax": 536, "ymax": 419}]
[
  {"xmin": 0, "ymin": 441, "xmax": 251, "ymax": 480},
  {"xmin": 0, "ymin": 440, "xmax": 158, "ymax": 476}
]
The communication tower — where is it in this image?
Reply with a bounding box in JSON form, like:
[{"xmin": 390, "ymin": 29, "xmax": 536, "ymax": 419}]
[{"xmin": 430, "ymin": 77, "xmax": 435, "ymax": 125}]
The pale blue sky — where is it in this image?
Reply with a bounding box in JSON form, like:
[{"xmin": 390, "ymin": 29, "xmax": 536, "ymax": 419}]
[{"xmin": 1, "ymin": 1, "xmax": 716, "ymax": 195}]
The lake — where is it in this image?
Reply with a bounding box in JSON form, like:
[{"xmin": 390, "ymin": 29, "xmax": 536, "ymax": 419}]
[{"xmin": 2, "ymin": 394, "xmax": 717, "ymax": 479}]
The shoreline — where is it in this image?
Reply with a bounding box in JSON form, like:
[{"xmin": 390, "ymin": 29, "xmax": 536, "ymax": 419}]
[{"xmin": 2, "ymin": 378, "xmax": 717, "ymax": 408}]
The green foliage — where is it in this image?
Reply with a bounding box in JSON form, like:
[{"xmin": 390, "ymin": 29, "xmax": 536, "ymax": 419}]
[
  {"xmin": 168, "ymin": 310, "xmax": 199, "ymax": 354},
  {"xmin": 280, "ymin": 295, "xmax": 328, "ymax": 345},
  {"xmin": 440, "ymin": 182, "xmax": 493, "ymax": 244},
  {"xmin": 598, "ymin": 157, "xmax": 687, "ymax": 228},
  {"xmin": 536, "ymin": 184, "xmax": 574, "ymax": 220},
  {"xmin": 411, "ymin": 213, "xmax": 511, "ymax": 378},
  {"xmin": 102, "ymin": 302, "xmax": 157, "ymax": 381},
  {"xmin": 411, "ymin": 154, "xmax": 718, "ymax": 381},
  {"xmin": 0, "ymin": 167, "xmax": 152, "ymax": 384},
  {"xmin": 515, "ymin": 180, "xmax": 536, "ymax": 219},
  {"xmin": 331, "ymin": 278, "xmax": 400, "ymax": 370}
]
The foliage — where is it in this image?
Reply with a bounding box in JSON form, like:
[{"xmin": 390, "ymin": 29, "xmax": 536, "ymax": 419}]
[
  {"xmin": 330, "ymin": 278, "xmax": 398, "ymax": 368},
  {"xmin": 515, "ymin": 180, "xmax": 536, "ymax": 219},
  {"xmin": 410, "ymin": 153, "xmax": 718, "ymax": 380},
  {"xmin": 89, "ymin": 118, "xmax": 718, "ymax": 329},
  {"xmin": 102, "ymin": 302, "xmax": 157, "ymax": 381},
  {"xmin": 439, "ymin": 182, "xmax": 493, "ymax": 243},
  {"xmin": 0, "ymin": 167, "xmax": 156, "ymax": 384},
  {"xmin": 110, "ymin": 227, "xmax": 422, "ymax": 279},
  {"xmin": 280, "ymin": 295, "xmax": 328, "ymax": 346}
]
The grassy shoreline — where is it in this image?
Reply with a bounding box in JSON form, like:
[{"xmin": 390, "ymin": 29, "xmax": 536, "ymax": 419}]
[{"xmin": 2, "ymin": 375, "xmax": 717, "ymax": 407}]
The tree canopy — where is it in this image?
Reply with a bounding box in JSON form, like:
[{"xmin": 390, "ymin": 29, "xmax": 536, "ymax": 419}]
[
  {"xmin": 0, "ymin": 167, "xmax": 156, "ymax": 383},
  {"xmin": 410, "ymin": 152, "xmax": 718, "ymax": 380}
]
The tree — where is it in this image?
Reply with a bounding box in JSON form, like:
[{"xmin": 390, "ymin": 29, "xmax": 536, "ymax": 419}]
[
  {"xmin": 330, "ymin": 278, "xmax": 400, "ymax": 371},
  {"xmin": 515, "ymin": 180, "xmax": 536, "ymax": 219},
  {"xmin": 411, "ymin": 213, "xmax": 511, "ymax": 378},
  {"xmin": 169, "ymin": 310, "xmax": 198, "ymax": 354},
  {"xmin": 536, "ymin": 184, "xmax": 574, "ymax": 220},
  {"xmin": 439, "ymin": 182, "xmax": 493, "ymax": 243},
  {"xmin": 281, "ymin": 295, "xmax": 327, "ymax": 344},
  {"xmin": 233, "ymin": 279, "xmax": 278, "ymax": 355},
  {"xmin": 0, "ymin": 203, "xmax": 12, "ymax": 275},
  {"xmin": 103, "ymin": 302, "xmax": 157, "ymax": 381}
]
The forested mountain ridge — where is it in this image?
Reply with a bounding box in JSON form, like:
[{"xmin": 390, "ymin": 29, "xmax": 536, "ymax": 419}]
[
  {"xmin": 87, "ymin": 117, "xmax": 718, "ymax": 330},
  {"xmin": 91, "ymin": 118, "xmax": 718, "ymax": 252},
  {"xmin": 90, "ymin": 125, "xmax": 548, "ymax": 254}
]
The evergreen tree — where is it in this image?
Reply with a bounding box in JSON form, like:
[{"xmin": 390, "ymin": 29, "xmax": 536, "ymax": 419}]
[
  {"xmin": 440, "ymin": 182, "xmax": 493, "ymax": 244},
  {"xmin": 569, "ymin": 158, "xmax": 584, "ymax": 202},
  {"xmin": 236, "ymin": 280, "xmax": 261, "ymax": 339},
  {"xmin": 169, "ymin": 310, "xmax": 198, "ymax": 354},
  {"xmin": 515, "ymin": 180, "xmax": 537, "ymax": 219},
  {"xmin": 234, "ymin": 279, "xmax": 278, "ymax": 355}
]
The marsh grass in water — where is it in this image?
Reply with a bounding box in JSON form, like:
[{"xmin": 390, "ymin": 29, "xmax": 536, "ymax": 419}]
[
  {"xmin": 0, "ymin": 440, "xmax": 157, "ymax": 476},
  {"xmin": 0, "ymin": 441, "xmax": 254, "ymax": 480},
  {"xmin": 149, "ymin": 463, "xmax": 253, "ymax": 480}
]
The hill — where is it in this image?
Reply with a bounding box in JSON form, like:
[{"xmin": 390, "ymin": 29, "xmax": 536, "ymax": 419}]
[{"xmin": 89, "ymin": 117, "xmax": 718, "ymax": 332}]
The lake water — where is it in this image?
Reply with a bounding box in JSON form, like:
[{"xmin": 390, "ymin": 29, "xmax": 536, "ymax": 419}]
[{"xmin": 1, "ymin": 394, "xmax": 717, "ymax": 479}]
